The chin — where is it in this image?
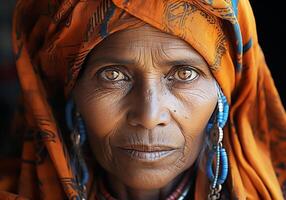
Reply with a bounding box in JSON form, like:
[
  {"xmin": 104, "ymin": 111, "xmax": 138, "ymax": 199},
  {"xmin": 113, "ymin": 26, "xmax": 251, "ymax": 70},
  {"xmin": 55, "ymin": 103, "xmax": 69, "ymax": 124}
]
[
  {"xmin": 95, "ymin": 145, "xmax": 195, "ymax": 190},
  {"xmin": 115, "ymin": 167, "xmax": 181, "ymax": 190},
  {"xmin": 107, "ymin": 153, "xmax": 191, "ymax": 190}
]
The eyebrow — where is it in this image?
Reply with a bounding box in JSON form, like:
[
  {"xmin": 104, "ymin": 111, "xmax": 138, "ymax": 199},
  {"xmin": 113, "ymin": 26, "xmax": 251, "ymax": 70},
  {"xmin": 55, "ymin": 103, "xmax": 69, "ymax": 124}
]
[
  {"xmin": 88, "ymin": 56, "xmax": 207, "ymax": 67},
  {"xmin": 87, "ymin": 57, "xmax": 134, "ymax": 66},
  {"xmin": 162, "ymin": 58, "xmax": 207, "ymax": 67}
]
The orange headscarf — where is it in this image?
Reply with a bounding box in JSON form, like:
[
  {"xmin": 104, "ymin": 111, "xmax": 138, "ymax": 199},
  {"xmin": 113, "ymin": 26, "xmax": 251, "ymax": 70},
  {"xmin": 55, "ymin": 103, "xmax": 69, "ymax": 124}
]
[{"xmin": 1, "ymin": 0, "xmax": 285, "ymax": 199}]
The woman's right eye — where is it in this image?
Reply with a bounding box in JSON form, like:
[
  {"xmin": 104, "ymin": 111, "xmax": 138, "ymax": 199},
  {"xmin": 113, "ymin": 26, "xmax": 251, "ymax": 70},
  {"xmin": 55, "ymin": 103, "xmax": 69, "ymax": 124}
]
[{"xmin": 99, "ymin": 68, "xmax": 129, "ymax": 82}]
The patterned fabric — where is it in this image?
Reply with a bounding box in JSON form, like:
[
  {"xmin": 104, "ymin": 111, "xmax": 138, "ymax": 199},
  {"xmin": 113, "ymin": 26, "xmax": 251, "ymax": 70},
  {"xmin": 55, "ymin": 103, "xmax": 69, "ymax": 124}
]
[{"xmin": 0, "ymin": 0, "xmax": 285, "ymax": 199}]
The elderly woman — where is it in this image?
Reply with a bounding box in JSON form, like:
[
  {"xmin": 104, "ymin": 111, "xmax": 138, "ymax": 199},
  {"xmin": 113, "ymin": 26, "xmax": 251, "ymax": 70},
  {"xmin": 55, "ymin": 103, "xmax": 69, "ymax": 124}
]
[{"xmin": 0, "ymin": 0, "xmax": 285, "ymax": 199}]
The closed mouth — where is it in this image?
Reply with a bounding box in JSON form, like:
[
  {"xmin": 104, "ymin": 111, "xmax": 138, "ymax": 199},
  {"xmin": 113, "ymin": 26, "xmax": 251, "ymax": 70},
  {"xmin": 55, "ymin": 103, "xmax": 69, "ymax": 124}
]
[
  {"xmin": 118, "ymin": 144, "xmax": 176, "ymax": 152},
  {"xmin": 116, "ymin": 145, "xmax": 178, "ymax": 161}
]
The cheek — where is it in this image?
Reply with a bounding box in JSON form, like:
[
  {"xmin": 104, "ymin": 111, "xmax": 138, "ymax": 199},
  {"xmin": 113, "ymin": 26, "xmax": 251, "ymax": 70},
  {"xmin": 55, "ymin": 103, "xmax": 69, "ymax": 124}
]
[
  {"xmin": 75, "ymin": 84, "xmax": 127, "ymax": 138},
  {"xmin": 181, "ymin": 92, "xmax": 217, "ymax": 135},
  {"xmin": 82, "ymin": 100, "xmax": 122, "ymax": 138},
  {"xmin": 171, "ymin": 80, "xmax": 217, "ymax": 166},
  {"xmin": 74, "ymin": 84, "xmax": 128, "ymax": 165}
]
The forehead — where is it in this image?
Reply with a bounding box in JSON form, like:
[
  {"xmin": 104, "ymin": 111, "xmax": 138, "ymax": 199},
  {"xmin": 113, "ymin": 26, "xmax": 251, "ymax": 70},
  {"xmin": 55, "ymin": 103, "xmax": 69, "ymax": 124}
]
[
  {"xmin": 83, "ymin": 24, "xmax": 212, "ymax": 74},
  {"xmin": 94, "ymin": 24, "xmax": 197, "ymax": 52}
]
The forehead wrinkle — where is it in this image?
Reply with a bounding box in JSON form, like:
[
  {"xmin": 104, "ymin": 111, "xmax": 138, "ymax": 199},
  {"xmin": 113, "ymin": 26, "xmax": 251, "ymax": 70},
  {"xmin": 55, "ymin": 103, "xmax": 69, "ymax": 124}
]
[
  {"xmin": 160, "ymin": 46, "xmax": 174, "ymax": 63},
  {"xmin": 150, "ymin": 44, "xmax": 172, "ymax": 70},
  {"xmin": 91, "ymin": 24, "xmax": 207, "ymax": 70},
  {"xmin": 97, "ymin": 26, "xmax": 191, "ymax": 52},
  {"xmin": 131, "ymin": 42, "xmax": 175, "ymax": 72},
  {"xmin": 131, "ymin": 45, "xmax": 159, "ymax": 72},
  {"xmin": 125, "ymin": 36, "xmax": 200, "ymax": 67},
  {"xmin": 121, "ymin": 24, "xmax": 176, "ymax": 40}
]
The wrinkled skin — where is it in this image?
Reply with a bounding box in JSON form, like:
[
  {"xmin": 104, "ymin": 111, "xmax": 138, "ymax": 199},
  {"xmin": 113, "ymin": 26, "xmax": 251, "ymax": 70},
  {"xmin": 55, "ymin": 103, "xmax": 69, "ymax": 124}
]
[{"xmin": 73, "ymin": 24, "xmax": 218, "ymax": 200}]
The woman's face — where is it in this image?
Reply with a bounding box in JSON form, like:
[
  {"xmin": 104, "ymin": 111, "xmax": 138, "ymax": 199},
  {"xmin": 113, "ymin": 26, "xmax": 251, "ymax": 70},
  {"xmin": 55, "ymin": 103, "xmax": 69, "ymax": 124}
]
[{"xmin": 74, "ymin": 25, "xmax": 217, "ymax": 190}]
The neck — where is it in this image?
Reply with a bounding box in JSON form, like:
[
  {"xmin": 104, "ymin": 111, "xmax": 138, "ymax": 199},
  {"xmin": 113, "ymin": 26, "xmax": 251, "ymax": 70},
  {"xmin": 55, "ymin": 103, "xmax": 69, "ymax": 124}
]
[{"xmin": 97, "ymin": 168, "xmax": 195, "ymax": 200}]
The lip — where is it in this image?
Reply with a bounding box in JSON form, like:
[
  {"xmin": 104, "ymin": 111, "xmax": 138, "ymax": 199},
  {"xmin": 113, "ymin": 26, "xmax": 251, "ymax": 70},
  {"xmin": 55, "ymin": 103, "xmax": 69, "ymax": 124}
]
[
  {"xmin": 118, "ymin": 144, "xmax": 176, "ymax": 152},
  {"xmin": 116, "ymin": 145, "xmax": 178, "ymax": 161}
]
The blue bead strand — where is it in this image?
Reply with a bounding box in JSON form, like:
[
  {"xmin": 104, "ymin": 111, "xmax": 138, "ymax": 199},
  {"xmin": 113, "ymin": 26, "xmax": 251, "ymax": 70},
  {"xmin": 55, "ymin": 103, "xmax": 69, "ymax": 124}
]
[
  {"xmin": 65, "ymin": 99, "xmax": 75, "ymax": 131},
  {"xmin": 65, "ymin": 99, "xmax": 90, "ymax": 188},
  {"xmin": 77, "ymin": 116, "xmax": 87, "ymax": 145},
  {"xmin": 206, "ymin": 146, "xmax": 228, "ymax": 186},
  {"xmin": 206, "ymin": 111, "xmax": 216, "ymax": 134},
  {"xmin": 206, "ymin": 86, "xmax": 229, "ymax": 188},
  {"xmin": 218, "ymin": 147, "xmax": 228, "ymax": 184},
  {"xmin": 217, "ymin": 93, "xmax": 229, "ymax": 128},
  {"xmin": 206, "ymin": 122, "xmax": 214, "ymax": 134},
  {"xmin": 76, "ymin": 115, "xmax": 89, "ymax": 186}
]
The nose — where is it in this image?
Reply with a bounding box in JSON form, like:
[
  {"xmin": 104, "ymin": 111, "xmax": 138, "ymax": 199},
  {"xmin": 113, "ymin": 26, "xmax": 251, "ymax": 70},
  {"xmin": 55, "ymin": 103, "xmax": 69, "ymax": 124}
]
[{"xmin": 127, "ymin": 82, "xmax": 171, "ymax": 129}]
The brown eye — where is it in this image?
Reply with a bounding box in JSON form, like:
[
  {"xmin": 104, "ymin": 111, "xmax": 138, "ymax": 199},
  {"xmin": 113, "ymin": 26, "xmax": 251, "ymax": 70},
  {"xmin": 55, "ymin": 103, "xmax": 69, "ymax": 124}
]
[
  {"xmin": 101, "ymin": 69, "xmax": 126, "ymax": 81},
  {"xmin": 174, "ymin": 67, "xmax": 198, "ymax": 81}
]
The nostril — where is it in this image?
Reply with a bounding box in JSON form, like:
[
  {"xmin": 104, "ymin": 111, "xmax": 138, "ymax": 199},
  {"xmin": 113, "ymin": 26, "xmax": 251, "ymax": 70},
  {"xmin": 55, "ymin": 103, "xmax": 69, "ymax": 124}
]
[{"xmin": 126, "ymin": 107, "xmax": 171, "ymax": 129}]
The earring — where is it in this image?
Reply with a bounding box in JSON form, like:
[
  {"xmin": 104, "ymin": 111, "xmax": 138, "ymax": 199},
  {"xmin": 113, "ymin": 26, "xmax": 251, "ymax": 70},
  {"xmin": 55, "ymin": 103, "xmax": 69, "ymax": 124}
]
[
  {"xmin": 65, "ymin": 99, "xmax": 89, "ymax": 200},
  {"xmin": 206, "ymin": 87, "xmax": 229, "ymax": 200}
]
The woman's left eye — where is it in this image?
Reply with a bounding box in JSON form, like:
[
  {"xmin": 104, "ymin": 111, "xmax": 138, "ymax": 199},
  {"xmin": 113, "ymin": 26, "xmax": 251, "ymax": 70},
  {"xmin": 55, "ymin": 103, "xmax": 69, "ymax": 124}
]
[
  {"xmin": 100, "ymin": 69, "xmax": 127, "ymax": 81},
  {"xmin": 170, "ymin": 67, "xmax": 199, "ymax": 82}
]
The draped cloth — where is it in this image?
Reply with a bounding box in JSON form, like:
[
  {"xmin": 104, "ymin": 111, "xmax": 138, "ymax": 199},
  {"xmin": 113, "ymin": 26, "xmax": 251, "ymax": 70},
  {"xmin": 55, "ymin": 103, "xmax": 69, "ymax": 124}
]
[{"xmin": 0, "ymin": 0, "xmax": 285, "ymax": 199}]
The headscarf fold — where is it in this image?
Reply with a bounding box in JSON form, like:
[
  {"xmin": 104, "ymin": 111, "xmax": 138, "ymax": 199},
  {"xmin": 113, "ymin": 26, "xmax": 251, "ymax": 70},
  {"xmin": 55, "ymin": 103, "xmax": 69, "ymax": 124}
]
[{"xmin": 1, "ymin": 0, "xmax": 285, "ymax": 199}]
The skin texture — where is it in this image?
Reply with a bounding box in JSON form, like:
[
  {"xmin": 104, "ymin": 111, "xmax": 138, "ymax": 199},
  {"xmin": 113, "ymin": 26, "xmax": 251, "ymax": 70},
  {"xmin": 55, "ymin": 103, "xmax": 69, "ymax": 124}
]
[{"xmin": 73, "ymin": 24, "xmax": 218, "ymax": 200}]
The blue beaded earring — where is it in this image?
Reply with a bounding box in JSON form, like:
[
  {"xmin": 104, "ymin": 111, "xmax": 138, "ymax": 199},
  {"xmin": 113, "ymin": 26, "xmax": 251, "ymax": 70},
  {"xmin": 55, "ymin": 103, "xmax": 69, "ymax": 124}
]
[
  {"xmin": 206, "ymin": 85, "xmax": 229, "ymax": 200},
  {"xmin": 65, "ymin": 99, "xmax": 89, "ymax": 199}
]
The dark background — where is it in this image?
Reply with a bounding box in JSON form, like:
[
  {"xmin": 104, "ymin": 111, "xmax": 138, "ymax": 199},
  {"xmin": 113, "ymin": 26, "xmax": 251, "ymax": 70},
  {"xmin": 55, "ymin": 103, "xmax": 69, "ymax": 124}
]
[
  {"xmin": 251, "ymin": 1, "xmax": 286, "ymax": 107},
  {"xmin": 0, "ymin": 1, "xmax": 285, "ymax": 156}
]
